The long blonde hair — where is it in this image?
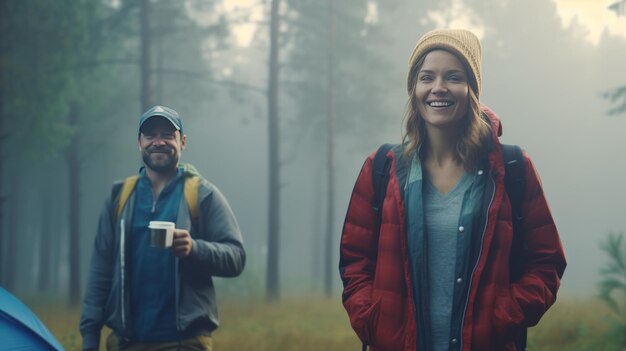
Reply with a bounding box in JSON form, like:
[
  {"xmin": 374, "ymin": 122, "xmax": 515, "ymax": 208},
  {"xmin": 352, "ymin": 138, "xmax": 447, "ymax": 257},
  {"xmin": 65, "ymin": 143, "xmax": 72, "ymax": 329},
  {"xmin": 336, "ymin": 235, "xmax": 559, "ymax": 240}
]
[{"xmin": 402, "ymin": 52, "xmax": 491, "ymax": 171}]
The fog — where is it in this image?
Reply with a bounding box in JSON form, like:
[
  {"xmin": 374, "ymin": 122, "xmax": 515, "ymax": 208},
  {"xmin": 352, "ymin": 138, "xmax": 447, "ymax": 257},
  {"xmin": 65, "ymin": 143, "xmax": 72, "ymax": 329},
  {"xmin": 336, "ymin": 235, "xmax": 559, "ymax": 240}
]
[{"xmin": 2, "ymin": 0, "xmax": 626, "ymax": 306}]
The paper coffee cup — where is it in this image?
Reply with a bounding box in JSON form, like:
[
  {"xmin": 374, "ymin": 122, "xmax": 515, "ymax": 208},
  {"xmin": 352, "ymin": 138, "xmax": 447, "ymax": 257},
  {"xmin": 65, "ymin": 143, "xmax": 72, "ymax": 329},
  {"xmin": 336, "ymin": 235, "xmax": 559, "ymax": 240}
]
[{"xmin": 148, "ymin": 221, "xmax": 175, "ymax": 248}]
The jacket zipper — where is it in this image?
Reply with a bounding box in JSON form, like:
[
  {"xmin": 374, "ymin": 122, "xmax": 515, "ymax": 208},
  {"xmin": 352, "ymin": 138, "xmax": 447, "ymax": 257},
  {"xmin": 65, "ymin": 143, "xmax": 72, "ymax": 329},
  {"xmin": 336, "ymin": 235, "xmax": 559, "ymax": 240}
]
[
  {"xmin": 175, "ymin": 258, "xmax": 181, "ymax": 331},
  {"xmin": 458, "ymin": 175, "xmax": 495, "ymax": 350},
  {"xmin": 120, "ymin": 218, "xmax": 127, "ymax": 329},
  {"xmin": 174, "ymin": 189, "xmax": 190, "ymax": 332}
]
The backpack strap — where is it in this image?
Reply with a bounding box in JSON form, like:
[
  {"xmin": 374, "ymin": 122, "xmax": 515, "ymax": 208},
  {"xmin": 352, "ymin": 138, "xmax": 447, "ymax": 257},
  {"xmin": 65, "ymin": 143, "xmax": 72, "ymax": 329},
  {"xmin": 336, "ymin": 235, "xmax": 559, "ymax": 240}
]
[
  {"xmin": 372, "ymin": 144, "xmax": 394, "ymax": 216},
  {"xmin": 501, "ymin": 143, "xmax": 528, "ymax": 351},
  {"xmin": 116, "ymin": 175, "xmax": 140, "ymax": 218},
  {"xmin": 114, "ymin": 174, "xmax": 200, "ymax": 222},
  {"xmin": 502, "ymin": 144, "xmax": 525, "ymax": 221},
  {"xmin": 501, "ymin": 144, "xmax": 526, "ymax": 278},
  {"xmin": 183, "ymin": 175, "xmax": 200, "ymax": 222}
]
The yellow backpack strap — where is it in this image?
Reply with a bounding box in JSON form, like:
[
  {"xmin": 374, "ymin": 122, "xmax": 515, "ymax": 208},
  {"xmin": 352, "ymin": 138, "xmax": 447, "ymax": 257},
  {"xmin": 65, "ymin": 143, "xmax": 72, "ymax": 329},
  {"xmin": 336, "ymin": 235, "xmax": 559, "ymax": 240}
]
[
  {"xmin": 116, "ymin": 175, "xmax": 140, "ymax": 218},
  {"xmin": 184, "ymin": 175, "xmax": 200, "ymax": 222}
]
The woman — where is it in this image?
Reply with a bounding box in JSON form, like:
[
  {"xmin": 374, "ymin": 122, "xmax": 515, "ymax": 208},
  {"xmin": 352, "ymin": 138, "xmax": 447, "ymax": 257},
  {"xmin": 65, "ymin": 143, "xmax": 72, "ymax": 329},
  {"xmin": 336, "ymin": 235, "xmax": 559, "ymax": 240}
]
[{"xmin": 339, "ymin": 29, "xmax": 566, "ymax": 351}]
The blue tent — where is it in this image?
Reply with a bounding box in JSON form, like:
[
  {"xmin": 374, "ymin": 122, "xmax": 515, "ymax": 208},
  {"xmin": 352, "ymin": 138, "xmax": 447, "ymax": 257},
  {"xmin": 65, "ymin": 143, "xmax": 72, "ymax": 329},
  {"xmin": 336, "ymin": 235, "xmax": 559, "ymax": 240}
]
[{"xmin": 0, "ymin": 287, "xmax": 64, "ymax": 350}]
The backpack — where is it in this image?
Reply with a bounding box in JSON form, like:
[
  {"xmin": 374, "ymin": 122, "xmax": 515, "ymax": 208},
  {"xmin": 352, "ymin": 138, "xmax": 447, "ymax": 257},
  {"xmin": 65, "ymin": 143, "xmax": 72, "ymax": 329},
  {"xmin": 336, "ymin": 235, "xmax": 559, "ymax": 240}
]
[
  {"xmin": 370, "ymin": 143, "xmax": 527, "ymax": 351},
  {"xmin": 112, "ymin": 173, "xmax": 201, "ymax": 222}
]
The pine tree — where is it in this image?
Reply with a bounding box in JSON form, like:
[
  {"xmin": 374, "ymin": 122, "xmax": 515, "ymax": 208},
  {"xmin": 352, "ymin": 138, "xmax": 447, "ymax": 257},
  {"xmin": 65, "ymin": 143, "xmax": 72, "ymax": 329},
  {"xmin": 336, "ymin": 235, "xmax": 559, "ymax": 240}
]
[{"xmin": 283, "ymin": 0, "xmax": 393, "ymax": 296}]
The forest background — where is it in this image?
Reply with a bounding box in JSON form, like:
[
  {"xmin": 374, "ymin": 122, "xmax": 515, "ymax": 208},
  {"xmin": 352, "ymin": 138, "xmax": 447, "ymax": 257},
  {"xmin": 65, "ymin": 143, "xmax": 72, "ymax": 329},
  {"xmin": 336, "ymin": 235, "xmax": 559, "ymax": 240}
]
[{"xmin": 1, "ymin": 0, "xmax": 626, "ymax": 349}]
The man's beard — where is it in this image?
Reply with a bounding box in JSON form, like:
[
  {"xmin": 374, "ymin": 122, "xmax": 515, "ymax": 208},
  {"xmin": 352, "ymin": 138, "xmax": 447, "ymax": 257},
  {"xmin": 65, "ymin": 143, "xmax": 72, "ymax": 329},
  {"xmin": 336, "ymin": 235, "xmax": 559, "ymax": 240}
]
[{"xmin": 142, "ymin": 147, "xmax": 178, "ymax": 173}]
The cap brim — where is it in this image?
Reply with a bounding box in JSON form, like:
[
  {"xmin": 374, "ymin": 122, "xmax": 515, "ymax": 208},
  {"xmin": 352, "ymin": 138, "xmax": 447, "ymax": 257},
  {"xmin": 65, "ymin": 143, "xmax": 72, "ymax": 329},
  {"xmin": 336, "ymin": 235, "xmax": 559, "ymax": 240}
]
[{"xmin": 140, "ymin": 114, "xmax": 181, "ymax": 131}]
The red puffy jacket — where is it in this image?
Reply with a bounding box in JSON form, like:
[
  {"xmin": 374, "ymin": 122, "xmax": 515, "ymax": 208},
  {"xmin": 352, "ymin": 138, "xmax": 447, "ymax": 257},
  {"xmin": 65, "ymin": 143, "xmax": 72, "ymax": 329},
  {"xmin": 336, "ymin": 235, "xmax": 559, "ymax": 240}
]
[{"xmin": 339, "ymin": 107, "xmax": 566, "ymax": 351}]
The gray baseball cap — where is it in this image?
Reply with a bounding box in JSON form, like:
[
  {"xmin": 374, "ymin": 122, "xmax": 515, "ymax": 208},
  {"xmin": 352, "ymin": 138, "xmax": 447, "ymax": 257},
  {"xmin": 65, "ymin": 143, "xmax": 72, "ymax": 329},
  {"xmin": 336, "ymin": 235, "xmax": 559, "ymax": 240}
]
[{"xmin": 139, "ymin": 105, "xmax": 183, "ymax": 133}]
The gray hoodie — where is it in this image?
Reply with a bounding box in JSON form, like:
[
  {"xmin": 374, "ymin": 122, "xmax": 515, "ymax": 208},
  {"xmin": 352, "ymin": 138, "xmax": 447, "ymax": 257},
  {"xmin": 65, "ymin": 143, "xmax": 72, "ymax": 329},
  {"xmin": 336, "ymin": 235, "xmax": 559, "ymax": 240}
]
[{"xmin": 80, "ymin": 164, "xmax": 246, "ymax": 350}]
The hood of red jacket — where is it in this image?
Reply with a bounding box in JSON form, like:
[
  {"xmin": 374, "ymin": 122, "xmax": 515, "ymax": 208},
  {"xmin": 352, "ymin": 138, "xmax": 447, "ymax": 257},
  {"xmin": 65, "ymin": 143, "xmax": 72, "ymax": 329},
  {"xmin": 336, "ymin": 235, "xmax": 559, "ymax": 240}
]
[{"xmin": 481, "ymin": 104, "xmax": 503, "ymax": 139}]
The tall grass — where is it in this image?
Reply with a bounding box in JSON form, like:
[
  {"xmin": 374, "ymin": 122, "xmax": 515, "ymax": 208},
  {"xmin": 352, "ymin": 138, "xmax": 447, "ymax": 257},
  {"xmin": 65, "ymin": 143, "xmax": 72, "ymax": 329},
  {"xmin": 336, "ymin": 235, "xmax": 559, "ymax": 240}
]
[
  {"xmin": 28, "ymin": 296, "xmax": 626, "ymax": 351},
  {"xmin": 528, "ymin": 297, "xmax": 624, "ymax": 351},
  {"xmin": 214, "ymin": 297, "xmax": 357, "ymax": 351}
]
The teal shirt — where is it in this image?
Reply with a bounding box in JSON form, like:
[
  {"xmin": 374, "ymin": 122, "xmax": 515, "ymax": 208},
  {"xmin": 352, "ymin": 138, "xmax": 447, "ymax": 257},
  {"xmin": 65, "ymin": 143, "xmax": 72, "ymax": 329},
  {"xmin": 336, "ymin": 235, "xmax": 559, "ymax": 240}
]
[
  {"xmin": 130, "ymin": 168, "xmax": 183, "ymax": 341},
  {"xmin": 405, "ymin": 154, "xmax": 488, "ymax": 350},
  {"xmin": 424, "ymin": 173, "xmax": 474, "ymax": 350}
]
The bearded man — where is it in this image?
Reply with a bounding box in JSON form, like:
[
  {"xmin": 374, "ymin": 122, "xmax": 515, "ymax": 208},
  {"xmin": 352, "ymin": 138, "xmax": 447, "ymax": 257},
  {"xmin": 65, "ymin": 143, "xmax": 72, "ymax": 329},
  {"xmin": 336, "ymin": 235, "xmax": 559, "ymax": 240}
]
[{"xmin": 80, "ymin": 105, "xmax": 246, "ymax": 351}]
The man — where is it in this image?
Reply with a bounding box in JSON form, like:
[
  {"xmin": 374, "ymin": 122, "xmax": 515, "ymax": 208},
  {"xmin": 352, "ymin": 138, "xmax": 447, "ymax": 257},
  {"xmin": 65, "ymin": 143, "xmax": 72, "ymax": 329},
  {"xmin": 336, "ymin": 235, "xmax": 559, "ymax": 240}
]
[{"xmin": 80, "ymin": 105, "xmax": 246, "ymax": 351}]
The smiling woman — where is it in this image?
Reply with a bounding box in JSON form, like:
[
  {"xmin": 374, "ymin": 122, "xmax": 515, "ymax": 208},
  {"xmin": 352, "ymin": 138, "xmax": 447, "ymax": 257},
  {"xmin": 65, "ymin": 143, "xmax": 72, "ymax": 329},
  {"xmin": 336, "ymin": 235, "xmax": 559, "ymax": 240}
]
[
  {"xmin": 338, "ymin": 28, "xmax": 567, "ymax": 351},
  {"xmin": 414, "ymin": 51, "xmax": 470, "ymax": 136}
]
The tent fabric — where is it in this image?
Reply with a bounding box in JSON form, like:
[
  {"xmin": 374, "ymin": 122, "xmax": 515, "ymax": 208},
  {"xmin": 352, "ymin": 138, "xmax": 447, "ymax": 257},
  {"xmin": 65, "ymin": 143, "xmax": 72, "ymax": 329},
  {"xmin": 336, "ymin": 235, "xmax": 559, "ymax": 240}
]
[{"xmin": 0, "ymin": 287, "xmax": 64, "ymax": 350}]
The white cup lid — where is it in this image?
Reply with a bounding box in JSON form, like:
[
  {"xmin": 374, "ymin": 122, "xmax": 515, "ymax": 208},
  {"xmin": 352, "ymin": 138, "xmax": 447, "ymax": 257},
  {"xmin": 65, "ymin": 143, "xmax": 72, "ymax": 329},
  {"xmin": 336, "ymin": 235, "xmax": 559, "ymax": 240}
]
[{"xmin": 148, "ymin": 221, "xmax": 175, "ymax": 229}]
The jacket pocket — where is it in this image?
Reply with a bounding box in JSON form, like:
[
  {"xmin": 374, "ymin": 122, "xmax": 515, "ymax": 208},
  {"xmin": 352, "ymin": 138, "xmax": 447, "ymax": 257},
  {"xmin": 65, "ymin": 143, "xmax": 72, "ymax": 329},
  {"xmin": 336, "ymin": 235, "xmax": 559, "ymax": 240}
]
[
  {"xmin": 492, "ymin": 287, "xmax": 525, "ymax": 345},
  {"xmin": 360, "ymin": 296, "xmax": 382, "ymax": 345},
  {"xmin": 369, "ymin": 291, "xmax": 407, "ymax": 350}
]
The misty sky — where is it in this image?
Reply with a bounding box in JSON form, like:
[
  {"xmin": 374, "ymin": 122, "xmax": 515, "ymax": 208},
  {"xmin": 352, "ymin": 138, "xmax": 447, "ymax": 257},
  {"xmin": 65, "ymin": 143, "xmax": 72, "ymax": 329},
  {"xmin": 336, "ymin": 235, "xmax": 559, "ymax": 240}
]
[
  {"xmin": 218, "ymin": 0, "xmax": 626, "ymax": 46},
  {"xmin": 204, "ymin": 0, "xmax": 626, "ymax": 297},
  {"xmin": 5, "ymin": 0, "xmax": 626, "ymax": 300},
  {"xmin": 84, "ymin": 0, "xmax": 626, "ymax": 297}
]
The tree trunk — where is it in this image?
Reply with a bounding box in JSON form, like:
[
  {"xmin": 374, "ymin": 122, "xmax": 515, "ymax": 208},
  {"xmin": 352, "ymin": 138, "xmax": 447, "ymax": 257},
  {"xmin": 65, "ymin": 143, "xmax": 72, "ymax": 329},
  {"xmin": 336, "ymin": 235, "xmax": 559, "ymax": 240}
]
[
  {"xmin": 0, "ymin": 74, "xmax": 4, "ymax": 287},
  {"xmin": 51, "ymin": 208, "xmax": 61, "ymax": 294},
  {"xmin": 38, "ymin": 180, "xmax": 53, "ymax": 293},
  {"xmin": 0, "ymin": 96, "xmax": 4, "ymax": 287},
  {"xmin": 68, "ymin": 103, "xmax": 81, "ymax": 306},
  {"xmin": 4, "ymin": 165, "xmax": 18, "ymax": 292},
  {"xmin": 156, "ymin": 16, "xmax": 164, "ymax": 102},
  {"xmin": 0, "ymin": 0, "xmax": 6, "ymax": 287},
  {"xmin": 311, "ymin": 164, "xmax": 322, "ymax": 289},
  {"xmin": 324, "ymin": 0, "xmax": 336, "ymax": 298},
  {"xmin": 266, "ymin": 0, "xmax": 281, "ymax": 302},
  {"xmin": 140, "ymin": 0, "xmax": 153, "ymax": 111}
]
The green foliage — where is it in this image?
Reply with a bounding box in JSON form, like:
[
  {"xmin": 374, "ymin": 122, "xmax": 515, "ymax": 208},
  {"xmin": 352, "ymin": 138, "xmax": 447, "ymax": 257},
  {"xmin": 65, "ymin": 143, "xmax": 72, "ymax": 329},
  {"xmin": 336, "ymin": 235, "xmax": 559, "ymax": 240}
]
[
  {"xmin": 607, "ymin": 321, "xmax": 626, "ymax": 349},
  {"xmin": 1, "ymin": 0, "xmax": 230, "ymax": 160},
  {"xmin": 601, "ymin": 86, "xmax": 626, "ymax": 116},
  {"xmin": 598, "ymin": 232, "xmax": 626, "ymax": 311},
  {"xmin": 597, "ymin": 231, "xmax": 626, "ymax": 347},
  {"xmin": 1, "ymin": 0, "xmax": 100, "ymax": 159}
]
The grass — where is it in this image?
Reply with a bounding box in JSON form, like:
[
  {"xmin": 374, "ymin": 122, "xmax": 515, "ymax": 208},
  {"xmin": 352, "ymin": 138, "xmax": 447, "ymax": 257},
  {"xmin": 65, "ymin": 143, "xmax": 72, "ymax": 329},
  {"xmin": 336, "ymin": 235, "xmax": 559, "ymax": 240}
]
[
  {"xmin": 29, "ymin": 296, "xmax": 359, "ymax": 351},
  {"xmin": 214, "ymin": 297, "xmax": 357, "ymax": 351},
  {"xmin": 28, "ymin": 296, "xmax": 626, "ymax": 351},
  {"xmin": 527, "ymin": 297, "xmax": 626, "ymax": 351}
]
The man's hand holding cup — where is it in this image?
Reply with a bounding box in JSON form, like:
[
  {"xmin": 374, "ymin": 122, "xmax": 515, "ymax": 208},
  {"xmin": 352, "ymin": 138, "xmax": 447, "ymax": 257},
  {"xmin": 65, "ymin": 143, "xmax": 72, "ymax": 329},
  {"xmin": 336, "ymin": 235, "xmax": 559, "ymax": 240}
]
[
  {"xmin": 148, "ymin": 221, "xmax": 192, "ymax": 258},
  {"xmin": 171, "ymin": 229, "xmax": 193, "ymax": 258}
]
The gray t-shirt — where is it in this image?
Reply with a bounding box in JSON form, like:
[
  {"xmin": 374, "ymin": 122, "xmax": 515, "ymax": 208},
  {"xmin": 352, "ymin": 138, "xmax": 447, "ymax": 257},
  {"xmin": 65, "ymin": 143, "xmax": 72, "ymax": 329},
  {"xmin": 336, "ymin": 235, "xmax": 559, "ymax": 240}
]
[{"xmin": 424, "ymin": 172, "xmax": 474, "ymax": 351}]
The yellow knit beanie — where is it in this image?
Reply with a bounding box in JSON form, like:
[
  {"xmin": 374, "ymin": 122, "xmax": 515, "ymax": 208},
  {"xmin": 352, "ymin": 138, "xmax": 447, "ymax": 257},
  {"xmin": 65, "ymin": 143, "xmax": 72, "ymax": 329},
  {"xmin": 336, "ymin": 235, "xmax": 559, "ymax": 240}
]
[{"xmin": 407, "ymin": 29, "xmax": 482, "ymax": 97}]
